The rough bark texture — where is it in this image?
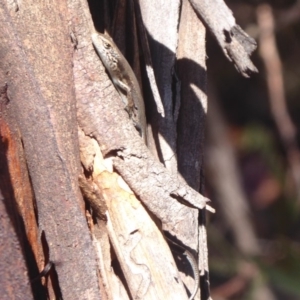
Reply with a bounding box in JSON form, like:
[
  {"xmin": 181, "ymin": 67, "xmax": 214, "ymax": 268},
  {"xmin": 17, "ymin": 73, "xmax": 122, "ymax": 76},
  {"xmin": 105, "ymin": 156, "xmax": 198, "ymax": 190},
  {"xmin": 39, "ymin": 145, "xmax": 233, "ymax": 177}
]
[
  {"xmin": 189, "ymin": 0, "xmax": 257, "ymax": 77},
  {"xmin": 0, "ymin": 1, "xmax": 100, "ymax": 298}
]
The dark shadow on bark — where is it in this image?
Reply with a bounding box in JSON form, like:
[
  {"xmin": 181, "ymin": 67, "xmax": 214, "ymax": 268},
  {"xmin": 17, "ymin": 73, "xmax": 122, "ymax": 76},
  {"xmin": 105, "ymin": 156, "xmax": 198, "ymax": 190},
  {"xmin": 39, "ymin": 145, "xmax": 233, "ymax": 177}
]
[{"xmin": 40, "ymin": 231, "xmax": 63, "ymax": 300}]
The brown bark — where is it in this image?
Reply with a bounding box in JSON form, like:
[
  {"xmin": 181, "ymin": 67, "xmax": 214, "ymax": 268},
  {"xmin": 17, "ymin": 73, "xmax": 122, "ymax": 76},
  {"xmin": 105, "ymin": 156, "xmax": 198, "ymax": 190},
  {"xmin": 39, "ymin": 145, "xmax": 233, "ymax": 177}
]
[{"xmin": 0, "ymin": 1, "xmax": 100, "ymax": 298}]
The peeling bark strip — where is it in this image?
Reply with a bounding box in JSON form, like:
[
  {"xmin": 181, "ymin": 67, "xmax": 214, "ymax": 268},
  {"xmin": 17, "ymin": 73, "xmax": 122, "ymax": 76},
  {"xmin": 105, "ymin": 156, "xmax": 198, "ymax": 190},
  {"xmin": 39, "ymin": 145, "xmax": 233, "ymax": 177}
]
[
  {"xmin": 139, "ymin": 0, "xmax": 181, "ymax": 174},
  {"xmin": 113, "ymin": 147, "xmax": 209, "ymax": 212},
  {"xmin": 102, "ymin": 173, "xmax": 189, "ymax": 300},
  {"xmin": 189, "ymin": 0, "xmax": 258, "ymax": 77},
  {"xmin": 133, "ymin": 0, "xmax": 165, "ymax": 117}
]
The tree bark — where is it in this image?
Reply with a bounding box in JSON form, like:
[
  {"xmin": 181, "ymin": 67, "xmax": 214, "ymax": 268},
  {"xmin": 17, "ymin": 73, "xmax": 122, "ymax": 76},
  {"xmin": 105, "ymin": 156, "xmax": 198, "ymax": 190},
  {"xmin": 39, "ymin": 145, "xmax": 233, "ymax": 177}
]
[{"xmin": 0, "ymin": 0, "xmax": 257, "ymax": 299}]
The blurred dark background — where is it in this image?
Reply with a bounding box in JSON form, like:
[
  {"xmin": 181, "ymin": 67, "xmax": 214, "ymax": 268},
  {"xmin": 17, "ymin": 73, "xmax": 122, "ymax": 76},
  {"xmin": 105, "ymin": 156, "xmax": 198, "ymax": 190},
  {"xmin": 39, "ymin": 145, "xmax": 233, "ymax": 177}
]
[{"xmin": 205, "ymin": 1, "xmax": 300, "ymax": 299}]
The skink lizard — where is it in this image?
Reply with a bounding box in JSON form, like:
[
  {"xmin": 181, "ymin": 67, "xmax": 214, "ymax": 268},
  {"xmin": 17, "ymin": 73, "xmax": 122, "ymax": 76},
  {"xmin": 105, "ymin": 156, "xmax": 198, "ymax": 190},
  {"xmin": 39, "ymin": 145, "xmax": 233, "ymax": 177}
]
[{"xmin": 91, "ymin": 32, "xmax": 147, "ymax": 143}]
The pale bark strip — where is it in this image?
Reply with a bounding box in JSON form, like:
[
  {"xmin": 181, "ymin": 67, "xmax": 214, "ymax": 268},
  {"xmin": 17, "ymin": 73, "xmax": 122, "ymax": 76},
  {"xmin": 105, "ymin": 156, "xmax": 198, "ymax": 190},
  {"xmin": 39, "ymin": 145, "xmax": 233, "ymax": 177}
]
[
  {"xmin": 189, "ymin": 0, "xmax": 257, "ymax": 77},
  {"xmin": 0, "ymin": 1, "xmax": 101, "ymax": 299},
  {"xmin": 92, "ymin": 222, "xmax": 130, "ymax": 300},
  {"xmin": 176, "ymin": 0, "xmax": 209, "ymax": 298},
  {"xmin": 139, "ymin": 0, "xmax": 181, "ymax": 174},
  {"xmin": 79, "ymin": 137, "xmax": 130, "ymax": 300},
  {"xmin": 177, "ymin": 0, "xmax": 207, "ymax": 191},
  {"xmin": 103, "ymin": 176, "xmax": 188, "ymax": 300},
  {"xmin": 257, "ymin": 4, "xmax": 300, "ymax": 202},
  {"xmin": 133, "ymin": 0, "xmax": 164, "ymax": 117}
]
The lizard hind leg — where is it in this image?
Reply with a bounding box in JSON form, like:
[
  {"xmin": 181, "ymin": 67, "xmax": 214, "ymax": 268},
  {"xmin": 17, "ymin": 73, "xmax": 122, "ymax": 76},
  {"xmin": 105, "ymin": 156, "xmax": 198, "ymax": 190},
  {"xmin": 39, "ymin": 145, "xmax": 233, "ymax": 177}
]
[{"xmin": 122, "ymin": 104, "xmax": 143, "ymax": 138}]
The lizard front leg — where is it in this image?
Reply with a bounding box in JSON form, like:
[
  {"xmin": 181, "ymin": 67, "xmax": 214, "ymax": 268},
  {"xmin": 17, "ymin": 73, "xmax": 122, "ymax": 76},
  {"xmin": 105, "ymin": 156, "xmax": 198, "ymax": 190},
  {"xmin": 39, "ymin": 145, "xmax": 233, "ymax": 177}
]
[
  {"xmin": 113, "ymin": 78, "xmax": 142, "ymax": 136},
  {"xmin": 113, "ymin": 79, "xmax": 134, "ymax": 111}
]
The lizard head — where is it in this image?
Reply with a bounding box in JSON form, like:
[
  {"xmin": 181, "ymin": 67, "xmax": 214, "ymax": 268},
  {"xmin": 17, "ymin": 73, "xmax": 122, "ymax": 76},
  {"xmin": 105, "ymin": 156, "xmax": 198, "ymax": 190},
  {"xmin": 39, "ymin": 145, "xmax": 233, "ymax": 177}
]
[{"xmin": 91, "ymin": 33, "xmax": 119, "ymax": 72}]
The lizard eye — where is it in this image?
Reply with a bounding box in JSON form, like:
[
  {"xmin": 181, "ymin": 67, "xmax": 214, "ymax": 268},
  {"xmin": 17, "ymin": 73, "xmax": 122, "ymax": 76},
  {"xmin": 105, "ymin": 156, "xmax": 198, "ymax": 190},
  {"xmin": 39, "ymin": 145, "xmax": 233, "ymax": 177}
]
[{"xmin": 104, "ymin": 42, "xmax": 111, "ymax": 49}]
